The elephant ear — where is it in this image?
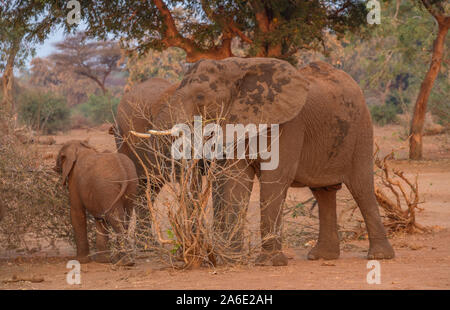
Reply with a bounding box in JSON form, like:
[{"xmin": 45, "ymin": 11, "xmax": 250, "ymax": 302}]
[
  {"xmin": 227, "ymin": 58, "xmax": 309, "ymax": 125},
  {"xmin": 61, "ymin": 146, "xmax": 77, "ymax": 186}
]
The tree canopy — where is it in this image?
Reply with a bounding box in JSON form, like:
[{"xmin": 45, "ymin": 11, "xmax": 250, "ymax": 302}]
[
  {"xmin": 0, "ymin": 0, "xmax": 61, "ymax": 114},
  {"xmin": 50, "ymin": 33, "xmax": 123, "ymax": 94},
  {"xmin": 49, "ymin": 0, "xmax": 368, "ymax": 63}
]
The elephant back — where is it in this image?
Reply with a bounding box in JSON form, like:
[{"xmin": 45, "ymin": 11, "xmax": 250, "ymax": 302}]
[
  {"xmin": 118, "ymin": 78, "xmax": 172, "ymax": 134},
  {"xmin": 115, "ymin": 78, "xmax": 174, "ymax": 178},
  {"xmin": 299, "ymin": 61, "xmax": 363, "ymax": 99}
]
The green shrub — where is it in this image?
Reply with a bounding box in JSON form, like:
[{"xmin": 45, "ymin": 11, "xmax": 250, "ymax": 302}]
[
  {"xmin": 385, "ymin": 92, "xmax": 409, "ymax": 113},
  {"xmin": 370, "ymin": 103, "xmax": 399, "ymax": 126},
  {"xmin": 18, "ymin": 89, "xmax": 70, "ymax": 134},
  {"xmin": 429, "ymin": 83, "xmax": 450, "ymax": 128},
  {"xmin": 78, "ymin": 94, "xmax": 119, "ymax": 125}
]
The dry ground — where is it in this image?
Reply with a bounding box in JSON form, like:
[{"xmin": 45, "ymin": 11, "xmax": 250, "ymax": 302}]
[{"xmin": 1, "ymin": 124, "xmax": 449, "ymax": 290}]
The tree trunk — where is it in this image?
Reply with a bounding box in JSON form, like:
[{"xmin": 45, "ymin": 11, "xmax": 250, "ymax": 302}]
[
  {"xmin": 87, "ymin": 74, "xmax": 107, "ymax": 95},
  {"xmin": 154, "ymin": 0, "xmax": 233, "ymax": 63},
  {"xmin": 99, "ymin": 83, "xmax": 107, "ymax": 95},
  {"xmin": 184, "ymin": 40, "xmax": 233, "ymax": 63},
  {"xmin": 253, "ymin": 4, "xmax": 283, "ymax": 59},
  {"xmin": 1, "ymin": 46, "xmax": 18, "ymax": 116},
  {"xmin": 409, "ymin": 20, "xmax": 449, "ymax": 160},
  {"xmin": 381, "ymin": 79, "xmax": 392, "ymax": 105}
]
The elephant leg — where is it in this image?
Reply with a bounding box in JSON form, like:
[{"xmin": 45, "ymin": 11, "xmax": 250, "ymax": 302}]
[
  {"xmin": 307, "ymin": 187, "xmax": 340, "ymax": 260},
  {"xmin": 345, "ymin": 144, "xmax": 395, "ymax": 260},
  {"xmin": 346, "ymin": 177, "xmax": 395, "ymax": 259},
  {"xmin": 106, "ymin": 205, "xmax": 135, "ymax": 266},
  {"xmin": 255, "ymin": 121, "xmax": 303, "ymax": 266},
  {"xmin": 255, "ymin": 181, "xmax": 289, "ymax": 266},
  {"xmin": 94, "ymin": 219, "xmax": 111, "ymax": 263},
  {"xmin": 69, "ymin": 194, "xmax": 90, "ymax": 264},
  {"xmin": 212, "ymin": 160, "xmax": 255, "ymax": 254}
]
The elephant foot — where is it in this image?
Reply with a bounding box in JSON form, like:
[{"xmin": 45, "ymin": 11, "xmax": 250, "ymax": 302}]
[
  {"xmin": 307, "ymin": 243, "xmax": 340, "ymax": 260},
  {"xmin": 368, "ymin": 239, "xmax": 395, "ymax": 260},
  {"xmin": 94, "ymin": 253, "xmax": 111, "ymax": 264},
  {"xmin": 255, "ymin": 251, "xmax": 288, "ymax": 266},
  {"xmin": 75, "ymin": 255, "xmax": 91, "ymax": 264}
]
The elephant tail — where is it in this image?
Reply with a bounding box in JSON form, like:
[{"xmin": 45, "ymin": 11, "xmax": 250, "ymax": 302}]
[{"xmin": 104, "ymin": 157, "xmax": 130, "ymax": 217}]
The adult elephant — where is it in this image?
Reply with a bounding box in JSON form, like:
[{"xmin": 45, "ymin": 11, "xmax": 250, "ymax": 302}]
[
  {"xmin": 112, "ymin": 78, "xmax": 180, "ymax": 192},
  {"xmin": 132, "ymin": 57, "xmax": 395, "ymax": 266}
]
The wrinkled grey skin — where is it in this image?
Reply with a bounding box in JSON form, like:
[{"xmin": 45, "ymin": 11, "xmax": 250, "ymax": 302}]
[
  {"xmin": 54, "ymin": 140, "xmax": 138, "ymax": 265},
  {"xmin": 112, "ymin": 78, "xmax": 181, "ymax": 194},
  {"xmin": 148, "ymin": 58, "xmax": 394, "ymax": 266}
]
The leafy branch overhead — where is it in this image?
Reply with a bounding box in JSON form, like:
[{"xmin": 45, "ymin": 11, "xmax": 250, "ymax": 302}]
[
  {"xmin": 0, "ymin": 1, "xmax": 62, "ymax": 114},
  {"xmin": 0, "ymin": 0, "xmax": 368, "ymax": 115},
  {"xmin": 59, "ymin": 0, "xmax": 369, "ymax": 63}
]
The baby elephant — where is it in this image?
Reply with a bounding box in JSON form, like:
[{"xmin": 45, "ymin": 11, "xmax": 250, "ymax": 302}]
[{"xmin": 54, "ymin": 140, "xmax": 138, "ymax": 265}]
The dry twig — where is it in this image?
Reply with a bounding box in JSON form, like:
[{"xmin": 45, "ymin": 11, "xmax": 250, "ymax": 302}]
[{"xmin": 374, "ymin": 144, "xmax": 428, "ymax": 233}]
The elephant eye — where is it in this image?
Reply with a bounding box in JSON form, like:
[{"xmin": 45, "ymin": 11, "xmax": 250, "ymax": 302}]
[{"xmin": 196, "ymin": 94, "xmax": 205, "ymax": 101}]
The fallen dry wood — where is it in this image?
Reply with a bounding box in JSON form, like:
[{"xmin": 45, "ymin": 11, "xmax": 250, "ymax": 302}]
[
  {"xmin": 374, "ymin": 144, "xmax": 428, "ymax": 234},
  {"xmin": 2, "ymin": 274, "xmax": 45, "ymax": 283}
]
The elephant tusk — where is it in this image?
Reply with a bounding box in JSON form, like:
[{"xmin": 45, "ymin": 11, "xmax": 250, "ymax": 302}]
[
  {"xmin": 148, "ymin": 129, "xmax": 175, "ymax": 135},
  {"xmin": 130, "ymin": 129, "xmax": 174, "ymax": 138},
  {"xmin": 130, "ymin": 131, "xmax": 152, "ymax": 138}
]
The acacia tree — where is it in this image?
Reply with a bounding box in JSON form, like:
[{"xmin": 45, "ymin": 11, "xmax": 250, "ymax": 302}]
[
  {"xmin": 0, "ymin": 1, "xmax": 59, "ymax": 116},
  {"xmin": 50, "ymin": 33, "xmax": 123, "ymax": 95},
  {"xmin": 409, "ymin": 0, "xmax": 449, "ymax": 160},
  {"xmin": 57, "ymin": 0, "xmax": 367, "ymax": 63},
  {"xmin": 29, "ymin": 57, "xmax": 61, "ymax": 89},
  {"xmin": 29, "ymin": 57, "xmax": 99, "ymax": 106}
]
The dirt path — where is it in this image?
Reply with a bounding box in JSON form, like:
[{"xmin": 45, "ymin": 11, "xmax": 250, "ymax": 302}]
[
  {"xmin": 1, "ymin": 230, "xmax": 450, "ymax": 290},
  {"xmin": 1, "ymin": 125, "xmax": 449, "ymax": 290}
]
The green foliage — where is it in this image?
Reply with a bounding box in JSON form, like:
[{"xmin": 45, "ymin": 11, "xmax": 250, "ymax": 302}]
[
  {"xmin": 0, "ymin": 1, "xmax": 63, "ymax": 77},
  {"xmin": 429, "ymin": 80, "xmax": 450, "ymax": 127},
  {"xmin": 370, "ymin": 104, "xmax": 399, "ymax": 126},
  {"xmin": 77, "ymin": 94, "xmax": 120, "ymax": 124},
  {"xmin": 18, "ymin": 89, "xmax": 70, "ymax": 134},
  {"xmin": 304, "ymin": 0, "xmax": 448, "ymax": 126},
  {"xmin": 51, "ymin": 0, "xmax": 368, "ymax": 62},
  {"xmin": 344, "ymin": 0, "xmax": 437, "ymax": 91},
  {"xmin": 385, "ymin": 89, "xmax": 410, "ymax": 112},
  {"xmin": 166, "ymin": 228, "xmax": 181, "ymax": 255}
]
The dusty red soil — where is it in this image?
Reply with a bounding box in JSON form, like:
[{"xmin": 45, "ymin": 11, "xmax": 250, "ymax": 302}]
[
  {"xmin": 1, "ymin": 124, "xmax": 449, "ymax": 290},
  {"xmin": 1, "ymin": 230, "xmax": 450, "ymax": 290}
]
